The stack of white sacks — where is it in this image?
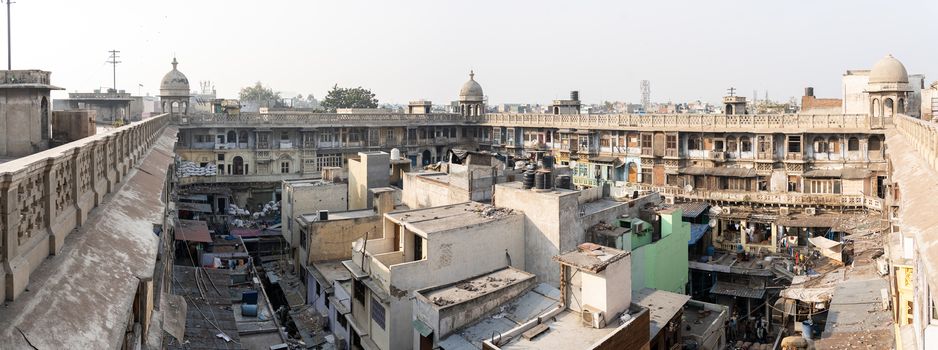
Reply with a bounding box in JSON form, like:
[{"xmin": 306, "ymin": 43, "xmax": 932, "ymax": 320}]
[{"xmin": 176, "ymin": 161, "xmax": 218, "ymax": 177}]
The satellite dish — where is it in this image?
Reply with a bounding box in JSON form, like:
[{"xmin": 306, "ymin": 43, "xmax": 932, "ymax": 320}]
[
  {"xmin": 684, "ymin": 184, "xmax": 694, "ymax": 192},
  {"xmin": 709, "ymin": 220, "xmax": 718, "ymax": 228}
]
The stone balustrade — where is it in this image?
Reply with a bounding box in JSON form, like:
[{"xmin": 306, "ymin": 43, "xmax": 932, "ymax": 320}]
[
  {"xmin": 1, "ymin": 113, "xmax": 170, "ymax": 301},
  {"xmin": 175, "ymin": 112, "xmax": 880, "ymax": 133},
  {"xmin": 479, "ymin": 113, "xmax": 876, "ymax": 132},
  {"xmin": 613, "ymin": 182, "xmax": 883, "ymax": 210},
  {"xmin": 895, "ymin": 114, "xmax": 938, "ymax": 172}
]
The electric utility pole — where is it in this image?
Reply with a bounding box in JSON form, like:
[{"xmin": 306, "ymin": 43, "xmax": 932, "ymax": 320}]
[
  {"xmin": 4, "ymin": 0, "xmax": 14, "ymax": 70},
  {"xmin": 107, "ymin": 50, "xmax": 121, "ymax": 91}
]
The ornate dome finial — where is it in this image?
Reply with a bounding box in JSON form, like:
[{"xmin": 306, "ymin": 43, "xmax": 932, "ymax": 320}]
[
  {"xmin": 470, "ymin": 70, "xmax": 475, "ymax": 80},
  {"xmin": 172, "ymin": 57, "xmax": 178, "ymax": 70}
]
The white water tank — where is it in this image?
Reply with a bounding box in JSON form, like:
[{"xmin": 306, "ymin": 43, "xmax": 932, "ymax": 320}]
[{"xmin": 390, "ymin": 148, "xmax": 401, "ymax": 160}]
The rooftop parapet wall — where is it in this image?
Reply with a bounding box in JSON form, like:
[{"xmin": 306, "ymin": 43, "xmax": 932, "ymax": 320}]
[
  {"xmin": 480, "ymin": 113, "xmax": 879, "ymax": 132},
  {"xmin": 174, "ymin": 112, "xmax": 884, "ymax": 133},
  {"xmin": 0, "ymin": 113, "xmax": 170, "ymax": 301}
]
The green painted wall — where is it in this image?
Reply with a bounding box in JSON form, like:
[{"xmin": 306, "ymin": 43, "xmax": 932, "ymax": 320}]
[{"xmin": 630, "ymin": 209, "xmax": 690, "ymax": 294}]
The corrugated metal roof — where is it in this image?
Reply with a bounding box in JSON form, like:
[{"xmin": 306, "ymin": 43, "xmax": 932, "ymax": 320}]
[
  {"xmin": 710, "ymin": 281, "xmax": 765, "ymax": 299},
  {"xmin": 176, "ymin": 219, "xmax": 212, "ymax": 243},
  {"xmin": 689, "ymin": 224, "xmax": 710, "ymax": 245},
  {"xmin": 803, "ymin": 168, "xmax": 871, "ymax": 179},
  {"xmin": 674, "ymin": 202, "xmax": 711, "ymax": 218},
  {"xmin": 681, "ymin": 166, "xmax": 756, "ymax": 178}
]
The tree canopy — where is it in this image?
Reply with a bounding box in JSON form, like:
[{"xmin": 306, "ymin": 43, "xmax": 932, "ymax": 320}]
[
  {"xmin": 239, "ymin": 82, "xmax": 282, "ymax": 107},
  {"xmin": 320, "ymin": 85, "xmax": 379, "ymax": 111}
]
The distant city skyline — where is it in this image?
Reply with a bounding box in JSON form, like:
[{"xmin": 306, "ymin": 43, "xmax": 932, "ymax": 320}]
[{"xmin": 13, "ymin": 0, "xmax": 938, "ymax": 105}]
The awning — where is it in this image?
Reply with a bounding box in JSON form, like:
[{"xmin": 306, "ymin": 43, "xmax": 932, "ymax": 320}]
[
  {"xmin": 809, "ymin": 236, "xmax": 844, "ymax": 262},
  {"xmin": 230, "ymin": 228, "xmax": 263, "ymax": 237},
  {"xmin": 803, "ymin": 168, "xmax": 871, "ymax": 180},
  {"xmin": 689, "ymin": 224, "xmax": 710, "ymax": 245},
  {"xmin": 675, "ymin": 202, "xmax": 711, "ymax": 219},
  {"xmin": 710, "ymin": 281, "xmax": 765, "ymax": 299},
  {"xmin": 413, "ymin": 319, "xmax": 433, "ymax": 337},
  {"xmin": 176, "ymin": 219, "xmax": 212, "ymax": 243},
  {"xmin": 681, "ymin": 166, "xmax": 757, "ymax": 178},
  {"xmin": 780, "ymin": 286, "xmax": 835, "ymax": 303},
  {"xmin": 588, "ymin": 156, "xmax": 618, "ymax": 163},
  {"xmin": 177, "ymin": 202, "xmax": 213, "ymax": 213},
  {"xmin": 180, "ymin": 194, "xmax": 208, "ymax": 202},
  {"xmin": 777, "ymin": 215, "xmax": 840, "ymax": 228}
]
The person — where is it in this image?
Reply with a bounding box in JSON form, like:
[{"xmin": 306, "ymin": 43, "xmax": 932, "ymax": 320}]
[
  {"xmin": 728, "ymin": 314, "xmax": 738, "ymax": 341},
  {"xmin": 756, "ymin": 321, "xmax": 766, "ymax": 343}
]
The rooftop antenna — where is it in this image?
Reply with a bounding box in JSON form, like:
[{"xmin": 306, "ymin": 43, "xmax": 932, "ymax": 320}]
[
  {"xmin": 727, "ymin": 87, "xmax": 736, "ymax": 97},
  {"xmin": 106, "ymin": 50, "xmax": 121, "ymax": 91},
  {"xmin": 3, "ymin": 0, "xmax": 13, "ymax": 70}
]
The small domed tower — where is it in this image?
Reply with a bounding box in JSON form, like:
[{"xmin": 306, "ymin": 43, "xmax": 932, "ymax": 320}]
[
  {"xmin": 458, "ymin": 70, "xmax": 484, "ymax": 117},
  {"xmin": 866, "ymin": 54, "xmax": 911, "ymax": 118},
  {"xmin": 159, "ymin": 57, "xmax": 191, "ymax": 114}
]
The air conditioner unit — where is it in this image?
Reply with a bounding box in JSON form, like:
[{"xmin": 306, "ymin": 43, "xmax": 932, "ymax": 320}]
[
  {"xmin": 665, "ymin": 196, "xmax": 675, "ymax": 205},
  {"xmin": 722, "ymin": 207, "xmax": 732, "ymax": 215},
  {"xmin": 581, "ymin": 305, "xmax": 606, "ymax": 329},
  {"xmin": 779, "ymin": 207, "xmax": 790, "ymax": 216},
  {"xmin": 805, "ymin": 207, "xmax": 817, "ymax": 216}
]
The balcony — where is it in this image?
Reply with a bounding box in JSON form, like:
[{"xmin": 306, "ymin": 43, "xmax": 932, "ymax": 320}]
[
  {"xmin": 710, "ymin": 151, "xmax": 725, "ymax": 161},
  {"xmin": 785, "ymin": 152, "xmax": 804, "ymax": 161},
  {"xmin": 279, "ymin": 141, "xmax": 293, "ymax": 149},
  {"xmin": 616, "ymin": 183, "xmax": 884, "ymax": 210}
]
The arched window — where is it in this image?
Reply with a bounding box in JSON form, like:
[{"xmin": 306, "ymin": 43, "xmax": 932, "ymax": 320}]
[
  {"xmin": 40, "ymin": 97, "xmax": 49, "ymax": 140},
  {"xmin": 726, "ymin": 104, "xmax": 734, "ymax": 115},
  {"xmin": 848, "ymin": 137, "xmax": 859, "ymax": 151},
  {"xmin": 227, "ymin": 131, "xmax": 236, "ymax": 144},
  {"xmin": 726, "ymin": 136, "xmax": 738, "ymax": 152},
  {"xmin": 898, "ymin": 99, "xmax": 906, "ymax": 114},
  {"xmin": 871, "ymin": 99, "xmax": 880, "ymax": 118},
  {"xmin": 233, "ymin": 156, "xmax": 244, "ymax": 175},
  {"xmin": 884, "ymin": 98, "xmax": 895, "ymax": 118},
  {"xmin": 239, "ymin": 130, "xmax": 248, "ymax": 144}
]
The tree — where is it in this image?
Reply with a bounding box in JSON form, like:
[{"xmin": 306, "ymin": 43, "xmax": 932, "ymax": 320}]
[
  {"xmin": 320, "ymin": 85, "xmax": 379, "ymax": 111},
  {"xmin": 239, "ymin": 81, "xmax": 282, "ymax": 107}
]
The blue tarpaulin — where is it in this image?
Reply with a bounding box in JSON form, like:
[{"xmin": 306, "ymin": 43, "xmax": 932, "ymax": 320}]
[{"xmin": 689, "ymin": 224, "xmax": 710, "ymax": 245}]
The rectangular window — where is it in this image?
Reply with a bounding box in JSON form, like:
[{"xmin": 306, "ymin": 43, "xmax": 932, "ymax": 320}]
[
  {"xmin": 386, "ymin": 129, "xmax": 394, "ymax": 143},
  {"xmin": 371, "ymin": 298, "xmax": 386, "ymax": 329},
  {"xmin": 338, "ymin": 314, "xmax": 348, "ymax": 328},
  {"xmin": 641, "ymin": 134, "xmax": 653, "ymax": 148},
  {"xmin": 787, "ymin": 136, "xmax": 802, "ymax": 153},
  {"xmin": 353, "ymin": 279, "xmax": 365, "ymax": 304},
  {"xmin": 217, "ymin": 154, "xmax": 225, "ymax": 161},
  {"xmin": 641, "ymin": 168, "xmax": 652, "ymax": 184},
  {"xmin": 281, "ymin": 162, "xmax": 290, "ymax": 174},
  {"xmin": 408, "ymin": 129, "xmax": 417, "ymax": 144},
  {"xmin": 300, "ymin": 228, "xmax": 308, "ymax": 250},
  {"xmin": 600, "ymin": 132, "xmax": 611, "ymax": 148},
  {"xmin": 281, "ymin": 131, "xmax": 289, "ymax": 140},
  {"xmin": 666, "ymin": 135, "xmax": 677, "ymax": 150}
]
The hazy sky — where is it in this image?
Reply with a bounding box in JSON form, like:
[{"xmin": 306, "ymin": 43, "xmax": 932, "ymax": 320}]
[{"xmin": 13, "ymin": 0, "xmax": 938, "ymax": 105}]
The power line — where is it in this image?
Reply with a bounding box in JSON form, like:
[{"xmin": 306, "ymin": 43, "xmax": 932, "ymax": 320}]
[{"xmin": 106, "ymin": 50, "xmax": 121, "ymax": 91}]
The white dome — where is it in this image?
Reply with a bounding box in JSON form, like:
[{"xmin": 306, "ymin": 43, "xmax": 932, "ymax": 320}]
[
  {"xmin": 458, "ymin": 70, "xmax": 484, "ymax": 102},
  {"xmin": 869, "ymin": 54, "xmax": 909, "ymax": 84},
  {"xmin": 160, "ymin": 58, "xmax": 190, "ymax": 97}
]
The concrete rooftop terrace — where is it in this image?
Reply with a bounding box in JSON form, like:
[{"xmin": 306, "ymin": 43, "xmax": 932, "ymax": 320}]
[
  {"xmin": 417, "ymin": 267, "xmax": 534, "ymax": 308},
  {"xmin": 386, "ymin": 202, "xmax": 518, "ymax": 235}
]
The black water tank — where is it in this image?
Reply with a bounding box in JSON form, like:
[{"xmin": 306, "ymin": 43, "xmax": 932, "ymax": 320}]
[
  {"xmin": 522, "ymin": 170, "xmax": 536, "ymax": 189},
  {"xmin": 557, "ymin": 175, "xmax": 572, "ymax": 190},
  {"xmin": 534, "ymin": 171, "xmax": 546, "ymax": 190},
  {"xmin": 542, "ymin": 155, "xmax": 554, "ymax": 169},
  {"xmin": 540, "ymin": 170, "xmax": 552, "ymax": 189},
  {"xmin": 571, "ymin": 90, "xmax": 579, "ymax": 101}
]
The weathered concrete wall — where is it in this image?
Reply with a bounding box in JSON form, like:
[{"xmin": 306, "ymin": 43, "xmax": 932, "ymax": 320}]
[
  {"xmin": 307, "ymin": 214, "xmax": 381, "ymax": 263},
  {"xmin": 52, "ymin": 110, "xmax": 96, "ymax": 143},
  {"xmin": 282, "ymin": 181, "xmax": 348, "ymax": 248},
  {"xmin": 401, "ymin": 172, "xmax": 469, "ymax": 209},
  {"xmin": 349, "ymin": 152, "xmax": 390, "ymax": 210},
  {"xmin": 383, "ymin": 211, "xmax": 525, "ymax": 350},
  {"xmin": 412, "ymin": 270, "xmax": 536, "ymax": 346},
  {"xmin": 592, "ymin": 307, "xmax": 651, "ymax": 350},
  {"xmin": 494, "ymin": 183, "xmax": 577, "ymax": 286},
  {"xmin": 581, "ymin": 254, "xmax": 631, "ymax": 317},
  {"xmin": 0, "ymin": 88, "xmax": 51, "ymax": 157}
]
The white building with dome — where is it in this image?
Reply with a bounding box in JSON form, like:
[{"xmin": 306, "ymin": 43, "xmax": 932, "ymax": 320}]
[
  {"xmin": 457, "ymin": 70, "xmax": 484, "ymax": 117},
  {"xmin": 159, "ymin": 57, "xmax": 191, "ymax": 114},
  {"xmin": 842, "ymin": 54, "xmax": 924, "ymax": 118}
]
